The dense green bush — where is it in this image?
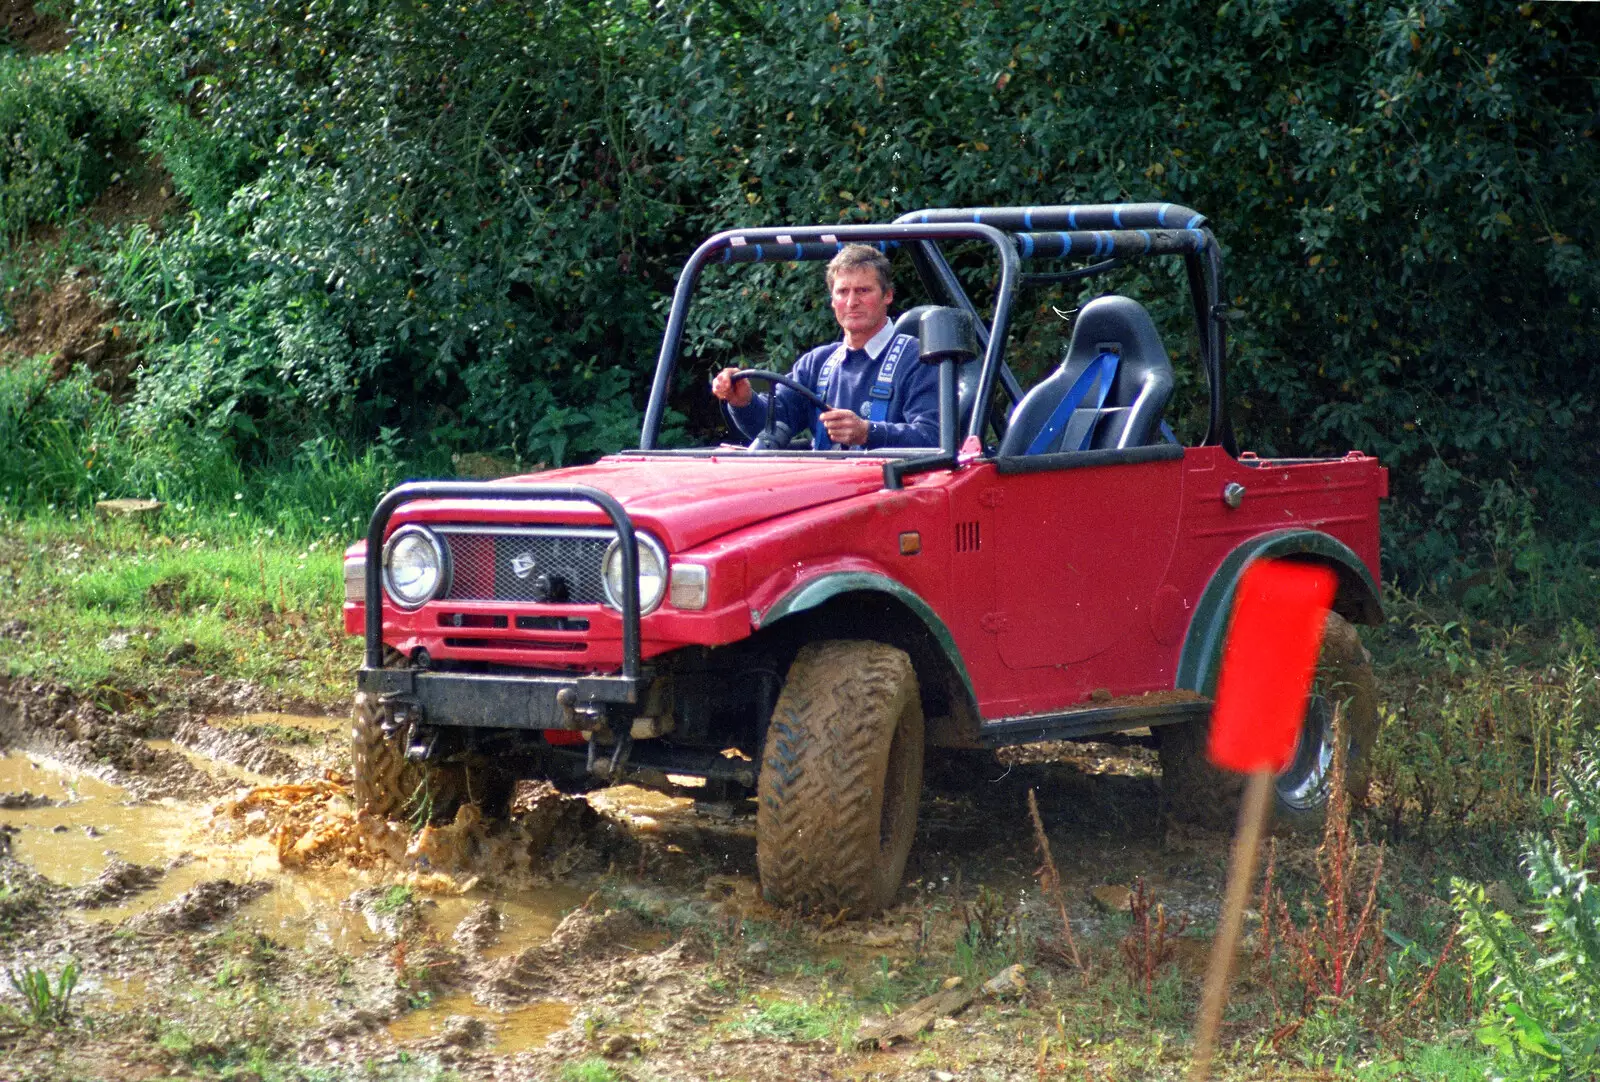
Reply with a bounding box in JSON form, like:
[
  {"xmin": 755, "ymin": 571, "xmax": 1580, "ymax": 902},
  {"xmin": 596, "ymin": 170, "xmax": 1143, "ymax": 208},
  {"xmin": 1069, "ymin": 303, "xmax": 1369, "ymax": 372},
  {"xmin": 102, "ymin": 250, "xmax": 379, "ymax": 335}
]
[
  {"xmin": 72, "ymin": 0, "xmax": 671, "ymax": 467},
  {"xmin": 0, "ymin": 0, "xmax": 1595, "ymax": 569},
  {"xmin": 0, "ymin": 49, "xmax": 135, "ymax": 240},
  {"xmin": 0, "ymin": 354, "xmax": 133, "ymax": 504},
  {"xmin": 1455, "ymin": 735, "xmax": 1600, "ymax": 1080}
]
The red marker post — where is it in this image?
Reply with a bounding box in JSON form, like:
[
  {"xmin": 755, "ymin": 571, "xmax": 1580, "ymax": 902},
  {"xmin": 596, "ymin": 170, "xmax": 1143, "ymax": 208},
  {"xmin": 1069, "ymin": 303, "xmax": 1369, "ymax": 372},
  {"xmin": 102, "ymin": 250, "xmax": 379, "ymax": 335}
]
[{"xmin": 1188, "ymin": 559, "xmax": 1337, "ymax": 1082}]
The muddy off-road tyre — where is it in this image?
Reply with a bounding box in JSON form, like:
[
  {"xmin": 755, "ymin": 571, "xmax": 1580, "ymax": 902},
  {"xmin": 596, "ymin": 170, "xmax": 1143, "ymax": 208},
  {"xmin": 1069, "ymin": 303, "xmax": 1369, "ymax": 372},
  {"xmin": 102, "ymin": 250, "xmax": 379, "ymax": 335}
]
[
  {"xmin": 756, "ymin": 641, "xmax": 925, "ymax": 916},
  {"xmin": 351, "ymin": 693, "xmax": 512, "ymax": 820},
  {"xmin": 1158, "ymin": 612, "xmax": 1378, "ymax": 833}
]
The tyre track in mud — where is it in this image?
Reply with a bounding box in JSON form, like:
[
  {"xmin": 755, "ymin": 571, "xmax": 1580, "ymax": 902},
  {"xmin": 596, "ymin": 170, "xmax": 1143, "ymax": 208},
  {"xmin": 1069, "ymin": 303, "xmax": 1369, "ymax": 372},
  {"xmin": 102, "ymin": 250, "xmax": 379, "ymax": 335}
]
[{"xmin": 0, "ymin": 678, "xmax": 1249, "ymax": 1081}]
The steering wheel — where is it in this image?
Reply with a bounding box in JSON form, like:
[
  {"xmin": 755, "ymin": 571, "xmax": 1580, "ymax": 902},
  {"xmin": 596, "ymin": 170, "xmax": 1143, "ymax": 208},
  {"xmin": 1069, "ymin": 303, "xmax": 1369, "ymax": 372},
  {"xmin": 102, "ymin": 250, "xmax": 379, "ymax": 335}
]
[{"xmin": 729, "ymin": 369, "xmax": 828, "ymax": 449}]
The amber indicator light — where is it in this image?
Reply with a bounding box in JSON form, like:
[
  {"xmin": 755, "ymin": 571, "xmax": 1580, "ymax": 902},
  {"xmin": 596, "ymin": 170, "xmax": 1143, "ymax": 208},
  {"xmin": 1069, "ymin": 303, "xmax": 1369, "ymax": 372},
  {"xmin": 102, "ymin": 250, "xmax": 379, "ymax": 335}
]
[{"xmin": 899, "ymin": 532, "xmax": 921, "ymax": 556}]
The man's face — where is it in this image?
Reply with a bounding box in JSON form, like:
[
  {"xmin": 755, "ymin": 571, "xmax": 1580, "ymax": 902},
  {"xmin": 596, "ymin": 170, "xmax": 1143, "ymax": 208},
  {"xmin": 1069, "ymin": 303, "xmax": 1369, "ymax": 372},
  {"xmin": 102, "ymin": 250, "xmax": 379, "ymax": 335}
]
[{"xmin": 830, "ymin": 266, "xmax": 893, "ymax": 339}]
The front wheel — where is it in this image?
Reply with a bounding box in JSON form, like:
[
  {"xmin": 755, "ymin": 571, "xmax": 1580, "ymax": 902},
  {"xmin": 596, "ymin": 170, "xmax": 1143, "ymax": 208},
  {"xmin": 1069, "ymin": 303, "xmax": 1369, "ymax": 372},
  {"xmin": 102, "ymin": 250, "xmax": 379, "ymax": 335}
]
[
  {"xmin": 350, "ymin": 693, "xmax": 513, "ymax": 821},
  {"xmin": 756, "ymin": 641, "xmax": 925, "ymax": 916},
  {"xmin": 1158, "ymin": 612, "xmax": 1378, "ymax": 833}
]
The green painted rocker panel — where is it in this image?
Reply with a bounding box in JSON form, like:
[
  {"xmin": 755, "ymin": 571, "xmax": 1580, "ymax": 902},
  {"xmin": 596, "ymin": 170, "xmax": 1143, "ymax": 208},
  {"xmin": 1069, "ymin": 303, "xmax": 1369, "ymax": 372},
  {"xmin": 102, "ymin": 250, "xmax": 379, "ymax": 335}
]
[{"xmin": 1175, "ymin": 529, "xmax": 1382, "ymax": 696}]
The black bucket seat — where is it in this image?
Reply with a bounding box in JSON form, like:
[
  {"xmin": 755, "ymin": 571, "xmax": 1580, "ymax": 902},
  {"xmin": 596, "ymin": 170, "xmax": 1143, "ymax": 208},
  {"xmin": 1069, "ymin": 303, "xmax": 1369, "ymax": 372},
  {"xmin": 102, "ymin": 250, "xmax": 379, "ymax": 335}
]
[{"xmin": 996, "ymin": 295, "xmax": 1175, "ymax": 457}]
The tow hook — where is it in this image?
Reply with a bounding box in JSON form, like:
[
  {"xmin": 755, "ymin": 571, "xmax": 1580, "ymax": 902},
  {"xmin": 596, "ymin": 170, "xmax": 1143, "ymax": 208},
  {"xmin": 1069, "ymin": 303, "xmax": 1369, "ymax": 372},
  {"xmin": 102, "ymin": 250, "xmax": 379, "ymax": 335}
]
[
  {"xmin": 379, "ymin": 701, "xmax": 411, "ymax": 739},
  {"xmin": 404, "ymin": 724, "xmax": 441, "ymax": 761},
  {"xmin": 586, "ymin": 731, "xmax": 634, "ymax": 780}
]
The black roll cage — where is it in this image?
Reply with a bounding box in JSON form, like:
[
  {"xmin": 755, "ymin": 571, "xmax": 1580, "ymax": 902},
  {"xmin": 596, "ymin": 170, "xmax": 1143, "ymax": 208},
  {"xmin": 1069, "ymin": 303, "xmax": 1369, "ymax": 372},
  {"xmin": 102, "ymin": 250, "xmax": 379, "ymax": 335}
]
[{"xmin": 638, "ymin": 202, "xmax": 1236, "ymax": 459}]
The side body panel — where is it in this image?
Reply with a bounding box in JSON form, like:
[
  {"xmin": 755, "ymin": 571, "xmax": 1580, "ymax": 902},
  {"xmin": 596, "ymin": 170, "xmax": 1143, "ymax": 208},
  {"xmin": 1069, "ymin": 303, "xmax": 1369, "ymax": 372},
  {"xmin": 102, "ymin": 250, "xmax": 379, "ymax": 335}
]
[{"xmin": 925, "ymin": 447, "xmax": 1384, "ymax": 722}]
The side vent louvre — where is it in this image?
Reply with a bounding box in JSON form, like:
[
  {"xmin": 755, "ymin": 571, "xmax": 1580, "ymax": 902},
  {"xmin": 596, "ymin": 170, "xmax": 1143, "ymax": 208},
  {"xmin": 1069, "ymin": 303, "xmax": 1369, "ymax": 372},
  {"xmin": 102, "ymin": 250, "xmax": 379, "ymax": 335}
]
[{"xmin": 955, "ymin": 520, "xmax": 981, "ymax": 553}]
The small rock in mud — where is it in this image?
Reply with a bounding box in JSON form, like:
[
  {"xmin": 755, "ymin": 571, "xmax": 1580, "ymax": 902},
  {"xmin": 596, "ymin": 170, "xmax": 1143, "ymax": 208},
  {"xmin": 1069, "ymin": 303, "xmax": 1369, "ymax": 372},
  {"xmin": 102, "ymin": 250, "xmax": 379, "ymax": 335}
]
[
  {"xmin": 438, "ymin": 1015, "xmax": 488, "ymax": 1048},
  {"xmin": 126, "ymin": 878, "xmax": 271, "ymax": 933},
  {"xmin": 0, "ymin": 824, "xmax": 15, "ymax": 857},
  {"xmin": 72, "ymin": 858, "xmax": 165, "ymax": 908},
  {"xmin": 452, "ymin": 901, "xmax": 503, "ymax": 953},
  {"xmin": 1090, "ymin": 884, "xmax": 1133, "ymax": 913},
  {"xmin": 600, "ymin": 1033, "xmax": 637, "ymax": 1058},
  {"xmin": 346, "ymin": 885, "xmax": 430, "ymax": 939},
  {"xmin": 0, "ymin": 790, "xmax": 53, "ymax": 809}
]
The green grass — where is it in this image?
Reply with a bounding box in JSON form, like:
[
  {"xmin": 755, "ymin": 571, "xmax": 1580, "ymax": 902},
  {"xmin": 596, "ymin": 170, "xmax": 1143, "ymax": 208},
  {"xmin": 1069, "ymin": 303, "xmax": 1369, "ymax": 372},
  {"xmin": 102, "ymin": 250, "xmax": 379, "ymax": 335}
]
[
  {"xmin": 372, "ymin": 885, "xmax": 416, "ymax": 915},
  {"xmin": 0, "ymin": 507, "xmax": 356, "ymax": 707},
  {"xmin": 5, "ymin": 959, "xmax": 78, "ymax": 1028},
  {"xmin": 723, "ymin": 990, "xmax": 858, "ymax": 1045},
  {"xmin": 557, "ymin": 1059, "xmax": 623, "ymax": 1082},
  {"xmin": 1353, "ymin": 1041, "xmax": 1497, "ymax": 1081}
]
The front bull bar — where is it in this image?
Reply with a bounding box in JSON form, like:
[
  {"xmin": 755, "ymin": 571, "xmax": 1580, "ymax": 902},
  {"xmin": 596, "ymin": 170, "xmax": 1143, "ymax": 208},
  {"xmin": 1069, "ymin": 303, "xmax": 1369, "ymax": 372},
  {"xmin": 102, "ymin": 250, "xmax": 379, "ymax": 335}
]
[{"xmin": 356, "ymin": 482, "xmax": 646, "ymax": 729}]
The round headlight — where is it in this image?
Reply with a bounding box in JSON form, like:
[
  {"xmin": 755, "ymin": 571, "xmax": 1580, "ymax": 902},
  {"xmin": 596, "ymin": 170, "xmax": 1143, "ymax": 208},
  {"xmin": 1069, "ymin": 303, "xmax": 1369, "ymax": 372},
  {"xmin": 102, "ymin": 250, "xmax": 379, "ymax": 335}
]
[
  {"xmin": 602, "ymin": 534, "xmax": 667, "ymax": 615},
  {"xmin": 383, "ymin": 525, "xmax": 449, "ymax": 609}
]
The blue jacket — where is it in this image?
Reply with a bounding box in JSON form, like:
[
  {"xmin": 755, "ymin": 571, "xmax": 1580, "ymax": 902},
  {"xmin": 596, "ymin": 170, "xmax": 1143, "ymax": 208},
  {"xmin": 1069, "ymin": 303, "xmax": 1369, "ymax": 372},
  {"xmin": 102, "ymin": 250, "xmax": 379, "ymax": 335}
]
[{"xmin": 729, "ymin": 322, "xmax": 940, "ymax": 449}]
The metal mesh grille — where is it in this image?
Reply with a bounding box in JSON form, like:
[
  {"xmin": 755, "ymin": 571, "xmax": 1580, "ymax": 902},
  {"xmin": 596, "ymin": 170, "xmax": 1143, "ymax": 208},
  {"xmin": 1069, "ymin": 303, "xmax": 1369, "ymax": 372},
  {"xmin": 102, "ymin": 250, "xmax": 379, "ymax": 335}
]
[{"xmin": 439, "ymin": 529, "xmax": 610, "ymax": 604}]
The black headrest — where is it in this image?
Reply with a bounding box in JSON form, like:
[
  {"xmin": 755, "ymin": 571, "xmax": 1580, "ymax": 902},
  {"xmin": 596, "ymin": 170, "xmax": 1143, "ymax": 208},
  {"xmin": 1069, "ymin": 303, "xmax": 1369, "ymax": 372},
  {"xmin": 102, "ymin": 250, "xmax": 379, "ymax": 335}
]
[{"xmin": 1064, "ymin": 295, "xmax": 1171, "ymax": 381}]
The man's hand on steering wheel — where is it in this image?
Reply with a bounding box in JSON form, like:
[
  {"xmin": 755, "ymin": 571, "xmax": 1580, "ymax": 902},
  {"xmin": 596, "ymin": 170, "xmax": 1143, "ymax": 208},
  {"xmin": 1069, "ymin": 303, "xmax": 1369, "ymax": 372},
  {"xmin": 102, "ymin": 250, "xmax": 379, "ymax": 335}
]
[
  {"xmin": 713, "ymin": 368, "xmax": 839, "ymax": 449},
  {"xmin": 711, "ymin": 367, "xmax": 753, "ymax": 408},
  {"xmin": 818, "ymin": 409, "xmax": 869, "ymax": 448}
]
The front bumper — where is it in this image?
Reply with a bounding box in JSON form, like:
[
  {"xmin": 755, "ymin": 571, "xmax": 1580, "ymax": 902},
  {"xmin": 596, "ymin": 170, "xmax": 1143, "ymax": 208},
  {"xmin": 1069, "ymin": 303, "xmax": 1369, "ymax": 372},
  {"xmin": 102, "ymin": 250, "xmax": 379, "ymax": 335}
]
[{"xmin": 356, "ymin": 665, "xmax": 643, "ymax": 730}]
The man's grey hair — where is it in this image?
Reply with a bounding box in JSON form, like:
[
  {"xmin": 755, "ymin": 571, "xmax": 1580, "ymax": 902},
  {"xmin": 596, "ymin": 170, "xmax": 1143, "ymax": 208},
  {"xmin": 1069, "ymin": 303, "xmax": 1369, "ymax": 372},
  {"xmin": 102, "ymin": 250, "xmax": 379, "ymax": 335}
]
[{"xmin": 825, "ymin": 244, "xmax": 893, "ymax": 293}]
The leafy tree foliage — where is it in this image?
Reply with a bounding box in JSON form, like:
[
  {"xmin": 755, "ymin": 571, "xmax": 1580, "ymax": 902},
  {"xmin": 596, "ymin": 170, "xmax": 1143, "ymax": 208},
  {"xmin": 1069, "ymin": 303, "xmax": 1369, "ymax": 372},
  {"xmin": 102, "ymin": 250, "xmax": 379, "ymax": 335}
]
[{"xmin": 0, "ymin": 0, "xmax": 1594, "ymax": 567}]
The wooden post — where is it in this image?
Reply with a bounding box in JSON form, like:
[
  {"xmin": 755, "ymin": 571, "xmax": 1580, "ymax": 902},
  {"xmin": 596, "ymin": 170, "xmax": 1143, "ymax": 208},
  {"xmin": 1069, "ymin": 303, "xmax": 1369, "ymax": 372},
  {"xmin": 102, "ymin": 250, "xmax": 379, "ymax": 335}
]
[{"xmin": 1188, "ymin": 769, "xmax": 1272, "ymax": 1082}]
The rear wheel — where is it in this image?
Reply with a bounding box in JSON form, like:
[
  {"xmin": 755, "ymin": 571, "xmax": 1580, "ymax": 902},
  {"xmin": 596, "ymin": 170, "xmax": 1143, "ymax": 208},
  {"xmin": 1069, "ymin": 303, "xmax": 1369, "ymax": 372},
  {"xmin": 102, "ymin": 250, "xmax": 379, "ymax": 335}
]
[
  {"xmin": 756, "ymin": 641, "xmax": 924, "ymax": 916},
  {"xmin": 1158, "ymin": 612, "xmax": 1377, "ymax": 833},
  {"xmin": 351, "ymin": 693, "xmax": 513, "ymax": 821}
]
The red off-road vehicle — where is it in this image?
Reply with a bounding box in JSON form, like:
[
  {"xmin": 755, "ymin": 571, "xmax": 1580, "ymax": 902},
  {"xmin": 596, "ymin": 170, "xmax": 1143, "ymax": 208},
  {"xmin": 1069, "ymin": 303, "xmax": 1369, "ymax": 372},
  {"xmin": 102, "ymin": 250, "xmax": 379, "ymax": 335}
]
[{"xmin": 342, "ymin": 203, "xmax": 1386, "ymax": 915}]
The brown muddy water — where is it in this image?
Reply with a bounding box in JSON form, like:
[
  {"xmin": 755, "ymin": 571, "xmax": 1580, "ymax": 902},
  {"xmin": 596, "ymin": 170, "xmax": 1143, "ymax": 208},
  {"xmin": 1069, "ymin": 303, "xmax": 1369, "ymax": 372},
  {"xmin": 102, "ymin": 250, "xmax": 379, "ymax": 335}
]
[
  {"xmin": 0, "ymin": 742, "xmax": 619, "ymax": 941},
  {"xmin": 0, "ymin": 718, "xmax": 651, "ymax": 1068},
  {"xmin": 385, "ymin": 995, "xmax": 575, "ymax": 1053},
  {"xmin": 0, "ymin": 695, "xmax": 1235, "ymax": 1081}
]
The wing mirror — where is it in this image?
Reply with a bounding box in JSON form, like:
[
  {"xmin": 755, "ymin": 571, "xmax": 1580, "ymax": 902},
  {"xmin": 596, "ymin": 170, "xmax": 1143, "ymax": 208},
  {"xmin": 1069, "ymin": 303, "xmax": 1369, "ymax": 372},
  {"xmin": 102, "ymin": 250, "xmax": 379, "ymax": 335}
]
[{"xmin": 918, "ymin": 307, "xmax": 978, "ymax": 365}]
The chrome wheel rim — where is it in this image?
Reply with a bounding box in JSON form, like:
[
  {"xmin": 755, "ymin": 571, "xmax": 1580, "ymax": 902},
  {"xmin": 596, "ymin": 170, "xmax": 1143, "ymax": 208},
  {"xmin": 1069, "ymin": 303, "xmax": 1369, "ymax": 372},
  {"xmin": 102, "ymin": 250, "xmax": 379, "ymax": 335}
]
[{"xmin": 1276, "ymin": 691, "xmax": 1336, "ymax": 811}]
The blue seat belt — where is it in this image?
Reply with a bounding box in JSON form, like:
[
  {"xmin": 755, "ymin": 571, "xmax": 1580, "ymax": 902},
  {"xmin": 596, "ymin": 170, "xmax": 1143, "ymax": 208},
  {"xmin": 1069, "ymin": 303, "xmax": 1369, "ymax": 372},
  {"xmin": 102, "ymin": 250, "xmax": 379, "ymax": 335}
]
[
  {"xmin": 1025, "ymin": 351, "xmax": 1121, "ymax": 456},
  {"xmin": 865, "ymin": 334, "xmax": 914, "ymax": 423},
  {"xmin": 810, "ymin": 345, "xmax": 847, "ymax": 450}
]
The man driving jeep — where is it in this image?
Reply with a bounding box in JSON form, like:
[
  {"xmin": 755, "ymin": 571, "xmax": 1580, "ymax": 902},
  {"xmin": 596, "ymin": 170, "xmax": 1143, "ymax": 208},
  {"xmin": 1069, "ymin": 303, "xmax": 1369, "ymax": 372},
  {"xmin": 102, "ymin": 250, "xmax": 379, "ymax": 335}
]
[{"xmin": 711, "ymin": 245, "xmax": 940, "ymax": 449}]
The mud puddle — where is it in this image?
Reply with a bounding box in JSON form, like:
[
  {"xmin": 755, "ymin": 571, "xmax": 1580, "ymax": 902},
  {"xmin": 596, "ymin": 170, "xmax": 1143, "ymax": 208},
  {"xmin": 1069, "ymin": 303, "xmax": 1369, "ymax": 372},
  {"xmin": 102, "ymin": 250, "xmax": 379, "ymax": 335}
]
[
  {"xmin": 386, "ymin": 995, "xmax": 575, "ymax": 1053},
  {"xmin": 0, "ymin": 687, "xmax": 1253, "ymax": 1081},
  {"xmin": 0, "ymin": 742, "xmax": 603, "ymax": 955},
  {"xmin": 0, "ymin": 750, "xmax": 192, "ymax": 885}
]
